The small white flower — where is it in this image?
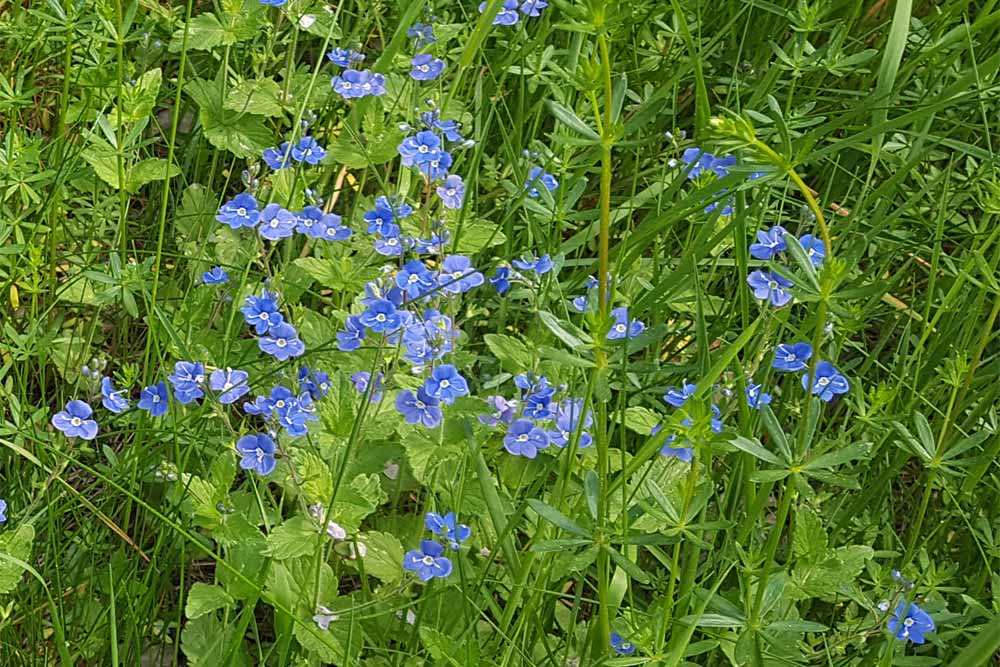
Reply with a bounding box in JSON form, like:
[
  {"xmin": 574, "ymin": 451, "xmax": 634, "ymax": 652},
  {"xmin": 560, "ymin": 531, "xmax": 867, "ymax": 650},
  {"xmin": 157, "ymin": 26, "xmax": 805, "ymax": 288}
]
[
  {"xmin": 298, "ymin": 14, "xmax": 316, "ymax": 28},
  {"xmin": 383, "ymin": 461, "xmax": 400, "ymax": 480},
  {"xmin": 326, "ymin": 521, "xmax": 347, "ymax": 541},
  {"xmin": 313, "ymin": 605, "xmax": 338, "ymax": 630}
]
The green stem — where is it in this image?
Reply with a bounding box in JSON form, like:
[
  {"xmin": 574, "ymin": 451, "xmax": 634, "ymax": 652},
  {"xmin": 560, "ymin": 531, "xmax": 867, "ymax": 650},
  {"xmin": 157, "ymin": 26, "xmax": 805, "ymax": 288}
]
[{"xmin": 748, "ymin": 480, "xmax": 796, "ymax": 630}]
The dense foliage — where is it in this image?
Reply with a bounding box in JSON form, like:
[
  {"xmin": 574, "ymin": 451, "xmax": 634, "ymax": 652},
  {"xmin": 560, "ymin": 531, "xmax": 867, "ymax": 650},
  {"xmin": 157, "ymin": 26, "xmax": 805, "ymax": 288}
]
[{"xmin": 1, "ymin": 0, "xmax": 1000, "ymax": 665}]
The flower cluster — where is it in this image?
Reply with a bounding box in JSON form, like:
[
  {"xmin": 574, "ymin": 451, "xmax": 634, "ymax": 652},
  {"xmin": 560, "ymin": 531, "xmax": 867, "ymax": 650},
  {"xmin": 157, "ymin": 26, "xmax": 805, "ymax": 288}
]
[
  {"xmin": 241, "ymin": 289, "xmax": 305, "ymax": 361},
  {"xmin": 479, "ymin": 0, "xmax": 548, "ymax": 26},
  {"xmin": 746, "ymin": 225, "xmax": 825, "ymax": 308},
  {"xmin": 403, "ymin": 510, "xmax": 472, "ymax": 581},
  {"xmin": 772, "ymin": 342, "xmax": 849, "ymax": 402},
  {"xmin": 262, "ymin": 136, "xmax": 327, "ymax": 170},
  {"xmin": 216, "ymin": 189, "xmax": 351, "ymax": 244},
  {"xmin": 657, "ymin": 381, "xmax": 724, "ymax": 462}
]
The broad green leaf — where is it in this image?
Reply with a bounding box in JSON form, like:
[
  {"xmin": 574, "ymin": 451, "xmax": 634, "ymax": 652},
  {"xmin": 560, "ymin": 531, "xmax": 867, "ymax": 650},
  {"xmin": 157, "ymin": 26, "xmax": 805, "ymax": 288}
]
[
  {"xmin": 0, "ymin": 523, "xmax": 34, "ymax": 594},
  {"xmin": 537, "ymin": 310, "xmax": 590, "ymax": 349},
  {"xmin": 185, "ymin": 78, "xmax": 272, "ymax": 158},
  {"xmin": 353, "ymin": 531, "xmax": 404, "ymax": 584},
  {"xmin": 264, "ymin": 515, "xmax": 319, "ymax": 560},
  {"xmin": 185, "ymin": 583, "xmax": 235, "ymax": 619},
  {"xmin": 729, "ymin": 435, "xmax": 786, "ymax": 466},
  {"xmin": 169, "ymin": 13, "xmax": 229, "ymax": 52},
  {"xmin": 225, "ymin": 78, "xmax": 285, "ymax": 117},
  {"xmin": 483, "ymin": 333, "xmax": 533, "ymax": 372},
  {"xmin": 623, "ymin": 406, "xmax": 661, "ymax": 435}
]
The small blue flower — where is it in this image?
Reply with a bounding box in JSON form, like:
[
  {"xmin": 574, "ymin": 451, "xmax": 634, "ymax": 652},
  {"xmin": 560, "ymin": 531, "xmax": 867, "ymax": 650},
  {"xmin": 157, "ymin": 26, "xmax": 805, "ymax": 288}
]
[
  {"xmin": 396, "ymin": 260, "xmax": 437, "ymax": 300},
  {"xmin": 337, "ymin": 314, "xmax": 367, "ymax": 351},
  {"xmin": 439, "ymin": 255, "xmax": 484, "ymax": 294},
  {"xmin": 216, "ymin": 193, "xmax": 260, "ymax": 229},
  {"xmin": 480, "ymin": 0, "xmax": 520, "ymax": 25},
  {"xmin": 351, "ymin": 371, "xmax": 384, "ymax": 403},
  {"xmin": 101, "ymin": 377, "xmax": 130, "ymax": 413},
  {"xmin": 749, "ymin": 226, "xmax": 787, "ymax": 260},
  {"xmin": 52, "ymin": 400, "xmax": 99, "ymax": 440},
  {"xmin": 319, "ymin": 218, "xmax": 352, "ymax": 241},
  {"xmin": 242, "ymin": 290, "xmax": 283, "ymax": 334},
  {"xmin": 364, "ymin": 202, "xmax": 396, "ymax": 235},
  {"xmin": 660, "ymin": 443, "xmax": 694, "ymax": 462},
  {"xmin": 395, "ymin": 388, "xmax": 443, "ymax": 428},
  {"xmin": 360, "ymin": 298, "xmax": 403, "ymax": 334},
  {"xmin": 299, "ymin": 367, "xmax": 331, "ymax": 400},
  {"xmin": 512, "ymin": 254, "xmax": 554, "ymax": 275},
  {"xmin": 421, "ymin": 111, "xmax": 464, "ymax": 142},
  {"xmin": 167, "ymin": 361, "xmax": 205, "ymax": 404},
  {"xmin": 258, "ymin": 203, "xmax": 297, "ymax": 241},
  {"xmin": 236, "ymin": 433, "xmax": 277, "ymax": 476},
  {"xmin": 138, "ymin": 382, "xmax": 169, "ymax": 417},
  {"xmin": 747, "ymin": 269, "xmax": 793, "ymax": 307},
  {"xmin": 418, "ymin": 149, "xmax": 452, "ymax": 181},
  {"xmin": 801, "ymin": 361, "xmax": 849, "ymax": 402},
  {"xmin": 407, "ymin": 23, "xmax": 437, "ymax": 47},
  {"xmin": 259, "ymin": 0, "xmax": 286, "ymax": 6},
  {"xmin": 0, "ymin": 499, "xmax": 6, "ymax": 524},
  {"xmin": 262, "ymin": 143, "xmax": 293, "ymax": 170},
  {"xmin": 525, "ymin": 166, "xmax": 558, "ymax": 197},
  {"xmin": 607, "ymin": 307, "xmax": 645, "ymax": 340},
  {"xmin": 294, "ymin": 206, "xmax": 324, "ymax": 237},
  {"xmin": 425, "ymin": 511, "xmax": 471, "ymax": 549},
  {"xmin": 610, "ymin": 632, "xmax": 636, "ymax": 656},
  {"xmin": 210, "ymin": 368, "xmax": 251, "ymax": 405},
  {"xmin": 663, "ymin": 382, "xmax": 697, "ymax": 408},
  {"xmin": 332, "ymin": 69, "xmax": 385, "ymax": 98},
  {"xmin": 887, "ymin": 601, "xmax": 935, "ymax": 644},
  {"xmin": 772, "ymin": 342, "xmax": 813, "ymax": 372},
  {"xmin": 571, "ymin": 295, "xmax": 589, "ymax": 313},
  {"xmin": 437, "ymin": 174, "xmax": 465, "ymax": 209},
  {"xmin": 202, "ymin": 266, "xmax": 229, "ymax": 284},
  {"xmin": 797, "ymin": 234, "xmax": 826, "ymax": 267},
  {"xmin": 423, "ymin": 364, "xmax": 469, "ymax": 405},
  {"xmin": 479, "ymin": 395, "xmax": 519, "ymax": 427},
  {"xmin": 259, "ymin": 323, "xmax": 306, "ymax": 361},
  {"xmin": 403, "ymin": 540, "xmax": 453, "ymax": 581},
  {"xmin": 398, "ymin": 131, "xmax": 443, "ymax": 167},
  {"xmin": 547, "ymin": 398, "xmax": 594, "ymax": 448},
  {"xmin": 490, "ymin": 266, "xmax": 512, "ymax": 294},
  {"xmin": 520, "ymin": 0, "xmax": 547, "ymax": 16},
  {"xmin": 291, "ymin": 136, "xmax": 326, "ymax": 165},
  {"xmin": 504, "ymin": 419, "xmax": 550, "ymax": 458},
  {"xmin": 410, "ymin": 53, "xmax": 445, "ymax": 81},
  {"xmin": 327, "ymin": 48, "xmax": 364, "ymax": 67},
  {"xmin": 681, "ymin": 149, "xmax": 735, "ymax": 179},
  {"xmin": 746, "ymin": 382, "xmax": 773, "ymax": 409}
]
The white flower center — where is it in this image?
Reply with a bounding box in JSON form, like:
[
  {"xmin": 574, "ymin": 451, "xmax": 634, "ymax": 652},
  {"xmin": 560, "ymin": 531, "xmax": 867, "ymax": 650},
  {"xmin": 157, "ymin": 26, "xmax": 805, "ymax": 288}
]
[
  {"xmin": 768, "ymin": 280, "xmax": 778, "ymax": 289},
  {"xmin": 375, "ymin": 313, "xmax": 386, "ymax": 322},
  {"xmin": 446, "ymin": 188, "xmax": 456, "ymax": 196},
  {"xmin": 71, "ymin": 417, "xmax": 82, "ymax": 426},
  {"xmin": 237, "ymin": 207, "xmax": 247, "ymax": 216},
  {"xmin": 418, "ymin": 145, "xmax": 429, "ymax": 153},
  {"xmin": 439, "ymin": 379, "xmax": 450, "ymax": 389},
  {"xmin": 421, "ymin": 555, "xmax": 435, "ymax": 566},
  {"xmin": 615, "ymin": 324, "xmax": 626, "ymax": 333},
  {"xmin": 255, "ymin": 448, "xmax": 265, "ymax": 462},
  {"xmin": 260, "ymin": 312, "xmax": 269, "ymax": 320},
  {"xmin": 276, "ymin": 338, "xmax": 287, "ymax": 348},
  {"xmin": 817, "ymin": 377, "xmax": 829, "ymax": 386},
  {"xmin": 152, "ymin": 395, "xmax": 160, "ymax": 403},
  {"xmin": 517, "ymin": 434, "xmax": 528, "ymax": 442},
  {"xmin": 415, "ymin": 400, "xmax": 426, "ymax": 409},
  {"xmin": 419, "ymin": 65, "xmax": 429, "ymax": 72},
  {"xmin": 275, "ymin": 400, "xmax": 285, "ymax": 408},
  {"xmin": 342, "ymin": 82, "xmax": 352, "ymax": 89}
]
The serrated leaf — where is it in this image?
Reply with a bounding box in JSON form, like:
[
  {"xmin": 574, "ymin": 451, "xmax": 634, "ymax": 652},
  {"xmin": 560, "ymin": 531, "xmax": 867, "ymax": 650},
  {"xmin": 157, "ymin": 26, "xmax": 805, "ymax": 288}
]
[
  {"xmin": 453, "ymin": 219, "xmax": 507, "ymax": 253},
  {"xmin": 169, "ymin": 13, "xmax": 229, "ymax": 52},
  {"xmin": 185, "ymin": 78, "xmax": 272, "ymax": 158},
  {"xmin": 296, "ymin": 450, "xmax": 333, "ymax": 506},
  {"xmin": 264, "ymin": 515, "xmax": 319, "ymax": 560},
  {"xmin": 185, "ymin": 583, "xmax": 235, "ymax": 619},
  {"xmin": 353, "ymin": 531, "xmax": 404, "ymax": 584},
  {"xmin": 623, "ymin": 406, "xmax": 661, "ymax": 435},
  {"xmin": 225, "ymin": 78, "xmax": 285, "ymax": 117},
  {"xmin": 483, "ymin": 333, "xmax": 533, "ymax": 372},
  {"xmin": 0, "ymin": 523, "xmax": 35, "ymax": 594}
]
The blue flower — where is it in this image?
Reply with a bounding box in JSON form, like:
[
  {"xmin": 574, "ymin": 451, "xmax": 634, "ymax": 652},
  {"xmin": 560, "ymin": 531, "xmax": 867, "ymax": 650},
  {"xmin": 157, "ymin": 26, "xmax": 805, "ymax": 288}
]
[
  {"xmin": 418, "ymin": 150, "xmax": 452, "ymax": 180},
  {"xmin": 547, "ymin": 399, "xmax": 594, "ymax": 448},
  {"xmin": 801, "ymin": 361, "xmax": 849, "ymax": 402},
  {"xmin": 421, "ymin": 111, "xmax": 464, "ymax": 142},
  {"xmin": 138, "ymin": 382, "xmax": 169, "ymax": 417},
  {"xmin": 258, "ymin": 203, "xmax": 297, "ymax": 241},
  {"xmin": 887, "ymin": 601, "xmax": 935, "ymax": 644},
  {"xmin": 410, "ymin": 54, "xmax": 445, "ymax": 81},
  {"xmin": 437, "ymin": 174, "xmax": 465, "ymax": 209},
  {"xmin": 610, "ymin": 632, "xmax": 636, "ymax": 656},
  {"xmin": 479, "ymin": 395, "xmax": 519, "ymax": 427},
  {"xmin": 749, "ymin": 226, "xmax": 787, "ymax": 260},
  {"xmin": 571, "ymin": 295, "xmax": 590, "ymax": 312},
  {"xmin": 403, "ymin": 540, "xmax": 453, "ymax": 581},
  {"xmin": 259, "ymin": 0, "xmax": 286, "ymax": 6},
  {"xmin": 407, "ymin": 23, "xmax": 436, "ymax": 47},
  {"xmin": 423, "ymin": 364, "xmax": 468, "ymax": 405},
  {"xmin": 398, "ymin": 131, "xmax": 442, "ymax": 166},
  {"xmin": 294, "ymin": 206, "xmax": 325, "ymax": 237},
  {"xmin": 681, "ymin": 149, "xmax": 735, "ymax": 180},
  {"xmin": 395, "ymin": 388, "xmax": 443, "ymax": 428},
  {"xmin": 425, "ymin": 511, "xmax": 471, "ymax": 549},
  {"xmin": 512, "ymin": 254, "xmax": 554, "ymax": 275},
  {"xmin": 167, "ymin": 361, "xmax": 206, "ymax": 404},
  {"xmin": 101, "ymin": 377, "xmax": 130, "ymax": 413},
  {"xmin": 747, "ymin": 269, "xmax": 793, "ymax": 307},
  {"xmin": 337, "ymin": 314, "xmax": 367, "ymax": 351},
  {"xmin": 746, "ymin": 382, "xmax": 773, "ymax": 409},
  {"xmin": 772, "ymin": 342, "xmax": 813, "ymax": 372},
  {"xmin": 351, "ymin": 371, "xmax": 384, "ymax": 403},
  {"xmin": 202, "ymin": 266, "xmax": 229, "ymax": 284},
  {"xmin": 210, "ymin": 368, "xmax": 251, "ymax": 405},
  {"xmin": 439, "ymin": 255, "xmax": 484, "ymax": 293},
  {"xmin": 363, "ymin": 202, "xmax": 396, "ymax": 235},
  {"xmin": 262, "ymin": 143, "xmax": 293, "ymax": 170},
  {"xmin": 374, "ymin": 233, "xmax": 406, "ymax": 257},
  {"xmin": 797, "ymin": 234, "xmax": 826, "ymax": 267},
  {"xmin": 0, "ymin": 499, "xmax": 6, "ymax": 524},
  {"xmin": 525, "ymin": 166, "xmax": 558, "ymax": 197},
  {"xmin": 216, "ymin": 193, "xmax": 260, "ymax": 229},
  {"xmin": 236, "ymin": 434, "xmax": 277, "ymax": 476},
  {"xmin": 242, "ymin": 291, "xmax": 284, "ymax": 334},
  {"xmin": 663, "ymin": 381, "xmax": 697, "ymax": 408},
  {"xmin": 520, "ymin": 0, "xmax": 547, "ymax": 16},
  {"xmin": 275, "ymin": 392, "xmax": 318, "ymax": 436},
  {"xmin": 704, "ymin": 191, "xmax": 735, "ymax": 216},
  {"xmin": 332, "ymin": 69, "xmax": 385, "ymax": 98},
  {"xmin": 51, "ymin": 400, "xmax": 98, "ymax": 440},
  {"xmin": 299, "ymin": 367, "xmax": 331, "ymax": 399},
  {"xmin": 327, "ymin": 48, "xmax": 364, "ymax": 67},
  {"xmin": 504, "ymin": 419, "xmax": 550, "ymax": 458},
  {"xmin": 360, "ymin": 298, "xmax": 403, "ymax": 334},
  {"xmin": 319, "ymin": 218, "xmax": 352, "ymax": 241},
  {"xmin": 490, "ymin": 266, "xmax": 512, "ymax": 294},
  {"xmin": 396, "ymin": 260, "xmax": 437, "ymax": 300},
  {"xmin": 607, "ymin": 307, "xmax": 645, "ymax": 340},
  {"xmin": 480, "ymin": 0, "xmax": 520, "ymax": 25},
  {"xmin": 291, "ymin": 136, "xmax": 326, "ymax": 165},
  {"xmin": 259, "ymin": 323, "xmax": 305, "ymax": 361}
]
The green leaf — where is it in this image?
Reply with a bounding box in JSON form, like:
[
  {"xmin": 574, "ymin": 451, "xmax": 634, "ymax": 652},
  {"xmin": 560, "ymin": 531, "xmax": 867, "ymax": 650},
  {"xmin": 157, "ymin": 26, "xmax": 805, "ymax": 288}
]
[
  {"xmin": 546, "ymin": 100, "xmax": 600, "ymax": 140},
  {"xmin": 181, "ymin": 614, "xmax": 251, "ymax": 666},
  {"xmin": 483, "ymin": 333, "xmax": 533, "ymax": 372},
  {"xmin": 112, "ymin": 68, "xmax": 162, "ymax": 124},
  {"xmin": 327, "ymin": 124, "xmax": 405, "ymax": 168},
  {"xmin": 128, "ymin": 159, "xmax": 181, "ymax": 191},
  {"xmin": 803, "ymin": 441, "xmax": 872, "ymax": 470},
  {"xmin": 765, "ymin": 620, "xmax": 828, "ymax": 633},
  {"xmin": 0, "ymin": 523, "xmax": 35, "ymax": 594},
  {"xmin": 684, "ymin": 613, "xmax": 745, "ymax": 628},
  {"xmin": 330, "ymin": 474, "xmax": 388, "ymax": 532},
  {"xmin": 453, "ymin": 219, "xmax": 507, "ymax": 253},
  {"xmin": 169, "ymin": 13, "xmax": 229, "ymax": 52},
  {"xmin": 185, "ymin": 583, "xmax": 235, "ymax": 619},
  {"xmin": 537, "ymin": 310, "xmax": 589, "ymax": 349},
  {"xmin": 947, "ymin": 613, "xmax": 1000, "ymax": 667},
  {"xmin": 295, "ymin": 450, "xmax": 333, "ymax": 506},
  {"xmin": 605, "ymin": 545, "xmax": 650, "ymax": 583},
  {"xmin": 185, "ymin": 78, "xmax": 272, "ymax": 158},
  {"xmin": 224, "ymin": 78, "xmax": 285, "ymax": 117},
  {"xmin": 354, "ymin": 531, "xmax": 404, "ymax": 584},
  {"xmin": 792, "ymin": 508, "xmax": 827, "ymax": 562},
  {"xmin": 264, "ymin": 515, "xmax": 319, "ymax": 560},
  {"xmin": 729, "ymin": 435, "xmax": 786, "ymax": 466},
  {"xmin": 527, "ymin": 499, "xmax": 590, "ymax": 537},
  {"xmin": 623, "ymin": 406, "xmax": 661, "ymax": 435}
]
